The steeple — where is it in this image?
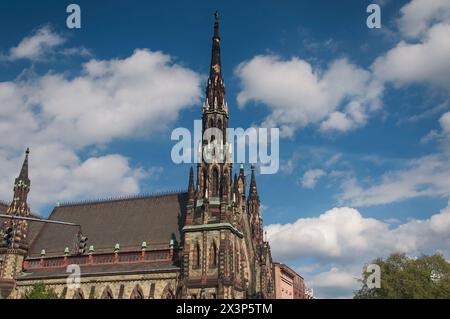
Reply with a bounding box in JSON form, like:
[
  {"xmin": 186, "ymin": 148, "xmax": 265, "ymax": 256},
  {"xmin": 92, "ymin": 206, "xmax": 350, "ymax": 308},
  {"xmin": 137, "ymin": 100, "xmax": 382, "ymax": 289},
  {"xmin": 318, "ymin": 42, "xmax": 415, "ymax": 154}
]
[
  {"xmin": 2, "ymin": 148, "xmax": 31, "ymax": 250},
  {"xmin": 204, "ymin": 11, "xmax": 226, "ymax": 112},
  {"xmin": 0, "ymin": 148, "xmax": 31, "ymax": 298},
  {"xmin": 188, "ymin": 166, "xmax": 195, "ymax": 203},
  {"xmin": 211, "ymin": 11, "xmax": 221, "ymax": 77},
  {"xmin": 249, "ymin": 164, "xmax": 259, "ymax": 200},
  {"xmin": 17, "ymin": 148, "xmax": 30, "ymax": 187}
]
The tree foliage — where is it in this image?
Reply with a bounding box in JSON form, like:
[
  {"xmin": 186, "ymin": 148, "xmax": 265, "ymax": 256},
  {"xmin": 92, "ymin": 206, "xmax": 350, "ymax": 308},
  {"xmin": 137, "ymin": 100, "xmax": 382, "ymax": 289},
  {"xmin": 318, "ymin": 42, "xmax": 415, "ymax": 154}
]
[
  {"xmin": 23, "ymin": 282, "xmax": 60, "ymax": 299},
  {"xmin": 354, "ymin": 253, "xmax": 450, "ymax": 299}
]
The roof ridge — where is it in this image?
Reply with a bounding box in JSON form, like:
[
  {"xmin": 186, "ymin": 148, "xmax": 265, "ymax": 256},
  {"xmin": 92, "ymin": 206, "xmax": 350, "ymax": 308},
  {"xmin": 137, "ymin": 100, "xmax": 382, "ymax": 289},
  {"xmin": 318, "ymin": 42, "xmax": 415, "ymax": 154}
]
[{"xmin": 58, "ymin": 189, "xmax": 187, "ymax": 207}]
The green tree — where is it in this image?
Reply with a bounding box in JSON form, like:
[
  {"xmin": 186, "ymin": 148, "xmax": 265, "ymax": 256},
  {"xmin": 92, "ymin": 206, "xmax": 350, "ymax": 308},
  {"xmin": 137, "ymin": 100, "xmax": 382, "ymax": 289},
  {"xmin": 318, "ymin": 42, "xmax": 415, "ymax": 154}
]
[
  {"xmin": 23, "ymin": 282, "xmax": 60, "ymax": 299},
  {"xmin": 354, "ymin": 253, "xmax": 450, "ymax": 299}
]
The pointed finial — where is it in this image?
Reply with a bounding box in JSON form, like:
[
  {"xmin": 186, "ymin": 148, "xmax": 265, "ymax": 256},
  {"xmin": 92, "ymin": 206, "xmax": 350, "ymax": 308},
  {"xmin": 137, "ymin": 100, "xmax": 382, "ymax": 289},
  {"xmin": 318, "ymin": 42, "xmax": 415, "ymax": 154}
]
[
  {"xmin": 250, "ymin": 163, "xmax": 258, "ymax": 197},
  {"xmin": 188, "ymin": 166, "xmax": 195, "ymax": 202},
  {"xmin": 188, "ymin": 167, "xmax": 194, "ymax": 189},
  {"xmin": 17, "ymin": 147, "xmax": 30, "ymax": 185},
  {"xmin": 213, "ymin": 11, "xmax": 220, "ymax": 39}
]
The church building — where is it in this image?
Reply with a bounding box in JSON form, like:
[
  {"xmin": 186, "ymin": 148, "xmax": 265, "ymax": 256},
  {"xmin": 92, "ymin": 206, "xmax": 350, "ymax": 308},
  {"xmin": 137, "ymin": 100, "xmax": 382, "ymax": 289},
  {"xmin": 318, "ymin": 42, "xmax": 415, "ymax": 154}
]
[{"xmin": 0, "ymin": 13, "xmax": 275, "ymax": 299}]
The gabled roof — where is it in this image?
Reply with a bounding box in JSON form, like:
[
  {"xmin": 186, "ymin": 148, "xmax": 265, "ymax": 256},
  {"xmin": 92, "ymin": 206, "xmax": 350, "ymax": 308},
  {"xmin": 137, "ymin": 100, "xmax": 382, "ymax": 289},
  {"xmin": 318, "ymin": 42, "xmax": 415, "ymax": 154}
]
[{"xmin": 28, "ymin": 192, "xmax": 187, "ymax": 257}]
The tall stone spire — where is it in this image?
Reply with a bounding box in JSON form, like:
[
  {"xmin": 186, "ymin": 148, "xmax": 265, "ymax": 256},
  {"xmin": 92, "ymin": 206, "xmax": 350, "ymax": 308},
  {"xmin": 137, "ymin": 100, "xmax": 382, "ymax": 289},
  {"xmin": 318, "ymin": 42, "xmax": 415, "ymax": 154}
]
[
  {"xmin": 211, "ymin": 11, "xmax": 221, "ymax": 75},
  {"xmin": 249, "ymin": 164, "xmax": 259, "ymax": 200},
  {"xmin": 17, "ymin": 148, "xmax": 30, "ymax": 187},
  {"xmin": 0, "ymin": 149, "xmax": 32, "ymax": 299},
  {"xmin": 205, "ymin": 11, "xmax": 226, "ymax": 112},
  {"xmin": 8, "ymin": 148, "xmax": 31, "ymax": 217},
  {"xmin": 187, "ymin": 166, "xmax": 195, "ymax": 204}
]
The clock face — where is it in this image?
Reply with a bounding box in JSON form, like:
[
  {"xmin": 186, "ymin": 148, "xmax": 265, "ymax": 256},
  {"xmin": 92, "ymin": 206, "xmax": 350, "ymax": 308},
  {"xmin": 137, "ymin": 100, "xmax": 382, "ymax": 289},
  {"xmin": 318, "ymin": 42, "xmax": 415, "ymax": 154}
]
[{"xmin": 212, "ymin": 64, "xmax": 221, "ymax": 73}]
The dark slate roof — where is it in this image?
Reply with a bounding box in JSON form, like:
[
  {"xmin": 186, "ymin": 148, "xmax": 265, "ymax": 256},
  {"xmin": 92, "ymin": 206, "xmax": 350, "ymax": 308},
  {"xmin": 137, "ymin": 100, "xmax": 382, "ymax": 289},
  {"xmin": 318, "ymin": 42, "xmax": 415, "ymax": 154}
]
[
  {"xmin": 17, "ymin": 261, "xmax": 180, "ymax": 280},
  {"xmin": 0, "ymin": 200, "xmax": 44, "ymax": 246},
  {"xmin": 28, "ymin": 192, "xmax": 187, "ymax": 257}
]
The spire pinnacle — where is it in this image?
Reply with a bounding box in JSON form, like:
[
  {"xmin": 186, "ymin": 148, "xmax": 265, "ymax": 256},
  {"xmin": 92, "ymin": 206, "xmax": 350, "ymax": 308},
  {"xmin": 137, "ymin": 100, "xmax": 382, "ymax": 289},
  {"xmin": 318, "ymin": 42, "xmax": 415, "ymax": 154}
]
[
  {"xmin": 210, "ymin": 11, "xmax": 221, "ymax": 77},
  {"xmin": 214, "ymin": 11, "xmax": 219, "ymax": 38},
  {"xmin": 205, "ymin": 11, "xmax": 226, "ymax": 112},
  {"xmin": 188, "ymin": 166, "xmax": 194, "ymax": 193},
  {"xmin": 18, "ymin": 148, "xmax": 30, "ymax": 185},
  {"xmin": 249, "ymin": 163, "xmax": 258, "ymax": 198}
]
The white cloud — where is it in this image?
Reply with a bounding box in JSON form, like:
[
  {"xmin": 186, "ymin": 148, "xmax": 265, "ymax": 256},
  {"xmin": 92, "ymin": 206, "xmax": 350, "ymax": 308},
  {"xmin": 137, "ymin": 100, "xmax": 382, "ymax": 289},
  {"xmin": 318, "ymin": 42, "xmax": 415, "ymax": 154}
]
[
  {"xmin": 267, "ymin": 200, "xmax": 450, "ymax": 297},
  {"xmin": 0, "ymin": 145, "xmax": 150, "ymax": 212},
  {"xmin": 398, "ymin": 0, "xmax": 450, "ymax": 38},
  {"xmin": 266, "ymin": 207, "xmax": 389, "ymax": 263},
  {"xmin": 235, "ymin": 0, "xmax": 450, "ymax": 139},
  {"xmin": 22, "ymin": 49, "xmax": 202, "ymax": 147},
  {"xmin": 0, "ymin": 30, "xmax": 202, "ymax": 212},
  {"xmin": 0, "ymin": 49, "xmax": 201, "ymax": 151},
  {"xmin": 7, "ymin": 25, "xmax": 65, "ymax": 61},
  {"xmin": 274, "ymin": 202, "xmax": 450, "ymax": 261},
  {"xmin": 300, "ymin": 169, "xmax": 326, "ymax": 189},
  {"xmin": 235, "ymin": 56, "xmax": 382, "ymax": 137},
  {"xmin": 309, "ymin": 267, "xmax": 359, "ymax": 299},
  {"xmin": 439, "ymin": 111, "xmax": 450, "ymax": 133},
  {"xmin": 338, "ymin": 155, "xmax": 450, "ymax": 207},
  {"xmin": 373, "ymin": 23, "xmax": 450, "ymax": 92}
]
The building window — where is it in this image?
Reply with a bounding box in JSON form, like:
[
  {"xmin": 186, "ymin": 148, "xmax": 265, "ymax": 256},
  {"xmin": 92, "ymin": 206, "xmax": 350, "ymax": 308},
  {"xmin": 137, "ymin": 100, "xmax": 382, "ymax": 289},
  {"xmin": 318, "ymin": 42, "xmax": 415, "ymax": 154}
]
[
  {"xmin": 217, "ymin": 119, "xmax": 222, "ymax": 139},
  {"xmin": 73, "ymin": 288, "xmax": 84, "ymax": 299},
  {"xmin": 209, "ymin": 241, "xmax": 217, "ymax": 268},
  {"xmin": 101, "ymin": 286, "xmax": 114, "ymax": 299},
  {"xmin": 193, "ymin": 241, "xmax": 201, "ymax": 269},
  {"xmin": 130, "ymin": 285, "xmax": 144, "ymax": 299},
  {"xmin": 212, "ymin": 168, "xmax": 219, "ymax": 197}
]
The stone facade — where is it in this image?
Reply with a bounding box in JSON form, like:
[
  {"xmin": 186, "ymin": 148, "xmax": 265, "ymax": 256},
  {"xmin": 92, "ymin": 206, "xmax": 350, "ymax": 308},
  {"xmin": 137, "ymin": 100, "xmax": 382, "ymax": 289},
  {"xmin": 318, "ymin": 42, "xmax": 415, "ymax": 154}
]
[
  {"xmin": 0, "ymin": 13, "xmax": 274, "ymax": 300},
  {"xmin": 13, "ymin": 272, "xmax": 179, "ymax": 299}
]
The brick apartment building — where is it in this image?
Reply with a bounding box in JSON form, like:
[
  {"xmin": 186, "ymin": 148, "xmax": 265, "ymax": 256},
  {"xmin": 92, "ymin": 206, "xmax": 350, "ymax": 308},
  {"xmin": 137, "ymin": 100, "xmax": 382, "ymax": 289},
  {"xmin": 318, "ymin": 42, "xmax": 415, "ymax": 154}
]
[{"xmin": 273, "ymin": 263, "xmax": 306, "ymax": 299}]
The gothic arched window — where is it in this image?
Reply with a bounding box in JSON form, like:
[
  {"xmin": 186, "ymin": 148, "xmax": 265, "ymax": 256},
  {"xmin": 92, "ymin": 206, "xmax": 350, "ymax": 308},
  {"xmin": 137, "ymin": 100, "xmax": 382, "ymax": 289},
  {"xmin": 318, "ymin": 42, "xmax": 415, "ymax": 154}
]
[
  {"xmin": 209, "ymin": 241, "xmax": 218, "ymax": 268},
  {"xmin": 212, "ymin": 168, "xmax": 219, "ymax": 197},
  {"xmin": 223, "ymin": 170, "xmax": 229, "ymax": 194},
  {"xmin": 209, "ymin": 119, "xmax": 215, "ymax": 142},
  {"xmin": 217, "ymin": 119, "xmax": 222, "ymax": 140},
  {"xmin": 162, "ymin": 284, "xmax": 175, "ymax": 299},
  {"xmin": 101, "ymin": 286, "xmax": 114, "ymax": 299},
  {"xmin": 193, "ymin": 241, "xmax": 201, "ymax": 269},
  {"xmin": 73, "ymin": 288, "xmax": 85, "ymax": 299},
  {"xmin": 130, "ymin": 285, "xmax": 144, "ymax": 299}
]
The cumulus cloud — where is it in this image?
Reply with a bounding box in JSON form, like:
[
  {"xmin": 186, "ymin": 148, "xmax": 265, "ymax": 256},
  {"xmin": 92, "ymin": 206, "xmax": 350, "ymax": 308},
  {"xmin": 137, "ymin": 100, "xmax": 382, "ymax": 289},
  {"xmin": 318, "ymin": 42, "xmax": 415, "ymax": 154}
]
[
  {"xmin": 300, "ymin": 169, "xmax": 326, "ymax": 189},
  {"xmin": 0, "ymin": 146, "xmax": 144, "ymax": 210},
  {"xmin": 267, "ymin": 200, "xmax": 450, "ymax": 297},
  {"xmin": 0, "ymin": 48, "xmax": 201, "ymax": 152},
  {"xmin": 397, "ymin": 0, "xmax": 450, "ymax": 38},
  {"xmin": 0, "ymin": 30, "xmax": 202, "ymax": 212},
  {"xmin": 338, "ymin": 155, "xmax": 450, "ymax": 207},
  {"xmin": 7, "ymin": 25, "xmax": 65, "ymax": 61},
  {"xmin": 309, "ymin": 267, "xmax": 360, "ymax": 299},
  {"xmin": 235, "ymin": 0, "xmax": 450, "ymax": 139},
  {"xmin": 235, "ymin": 56, "xmax": 382, "ymax": 137},
  {"xmin": 440, "ymin": 112, "xmax": 450, "ymax": 133},
  {"xmin": 22, "ymin": 49, "xmax": 202, "ymax": 147},
  {"xmin": 266, "ymin": 207, "xmax": 388, "ymax": 263},
  {"xmin": 372, "ymin": 23, "xmax": 450, "ymax": 92}
]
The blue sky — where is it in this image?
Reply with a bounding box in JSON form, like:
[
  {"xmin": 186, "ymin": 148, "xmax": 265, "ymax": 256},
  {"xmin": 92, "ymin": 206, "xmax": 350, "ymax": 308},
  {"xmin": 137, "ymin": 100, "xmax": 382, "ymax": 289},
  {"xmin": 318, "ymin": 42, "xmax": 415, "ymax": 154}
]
[{"xmin": 1, "ymin": 0, "xmax": 450, "ymax": 298}]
